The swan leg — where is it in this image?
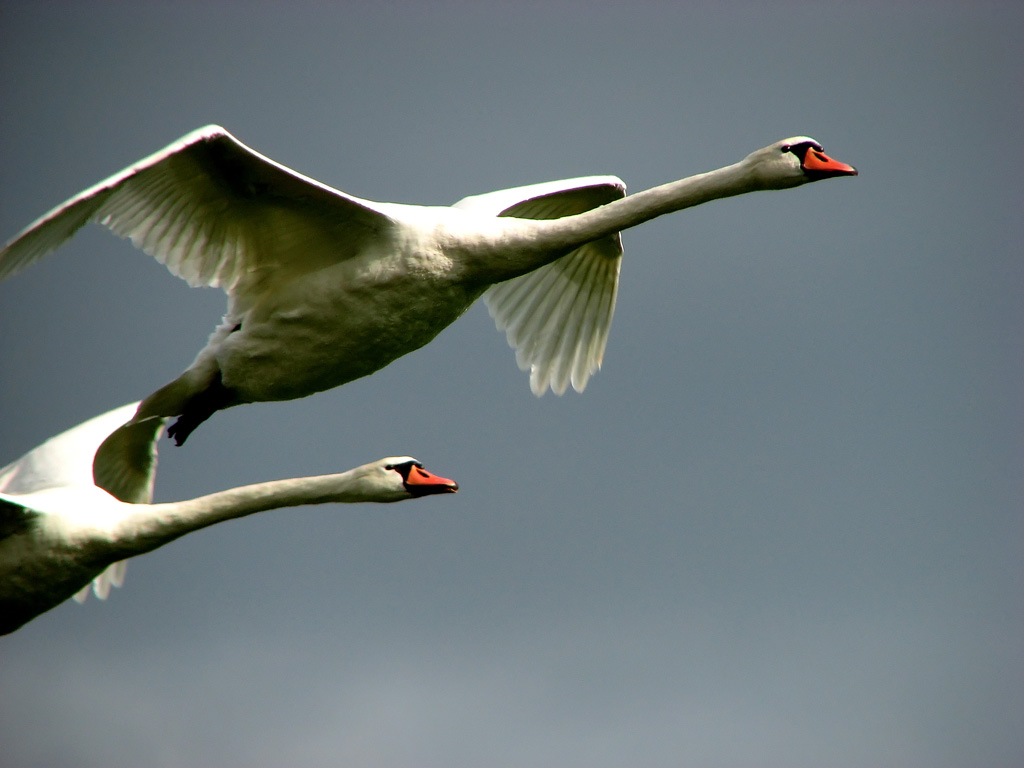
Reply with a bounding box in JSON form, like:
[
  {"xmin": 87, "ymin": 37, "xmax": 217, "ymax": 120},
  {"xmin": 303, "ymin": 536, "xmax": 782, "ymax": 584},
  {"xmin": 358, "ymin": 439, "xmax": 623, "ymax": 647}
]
[{"xmin": 166, "ymin": 371, "xmax": 234, "ymax": 446}]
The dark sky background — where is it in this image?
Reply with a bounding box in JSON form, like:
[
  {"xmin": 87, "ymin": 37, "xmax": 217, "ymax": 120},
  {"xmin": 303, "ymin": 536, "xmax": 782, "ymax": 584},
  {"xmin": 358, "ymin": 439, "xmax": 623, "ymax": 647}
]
[{"xmin": 1, "ymin": 2, "xmax": 1021, "ymax": 766}]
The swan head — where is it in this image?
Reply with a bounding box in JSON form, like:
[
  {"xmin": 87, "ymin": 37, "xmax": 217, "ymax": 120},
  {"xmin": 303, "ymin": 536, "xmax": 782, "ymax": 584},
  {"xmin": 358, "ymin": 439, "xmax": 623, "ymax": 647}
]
[
  {"xmin": 745, "ymin": 137, "xmax": 858, "ymax": 190},
  {"xmin": 370, "ymin": 456, "xmax": 459, "ymax": 500}
]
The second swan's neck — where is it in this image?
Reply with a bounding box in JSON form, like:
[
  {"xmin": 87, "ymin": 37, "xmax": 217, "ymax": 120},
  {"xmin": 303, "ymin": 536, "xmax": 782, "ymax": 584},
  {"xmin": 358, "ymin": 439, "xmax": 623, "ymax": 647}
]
[{"xmin": 110, "ymin": 470, "xmax": 374, "ymax": 557}]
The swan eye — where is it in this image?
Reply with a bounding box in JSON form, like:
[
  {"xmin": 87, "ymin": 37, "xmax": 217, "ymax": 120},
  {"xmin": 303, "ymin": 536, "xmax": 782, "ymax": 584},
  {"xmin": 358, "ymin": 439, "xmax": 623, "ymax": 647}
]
[{"xmin": 783, "ymin": 141, "xmax": 825, "ymax": 163}]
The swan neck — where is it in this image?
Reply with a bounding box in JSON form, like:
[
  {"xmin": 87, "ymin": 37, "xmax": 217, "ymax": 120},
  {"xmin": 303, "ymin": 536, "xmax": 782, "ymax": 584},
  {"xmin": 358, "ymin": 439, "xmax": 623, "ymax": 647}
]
[
  {"xmin": 454, "ymin": 157, "xmax": 763, "ymax": 285},
  {"xmin": 546, "ymin": 160, "xmax": 754, "ymax": 245},
  {"xmin": 113, "ymin": 471, "xmax": 372, "ymax": 555},
  {"xmin": 466, "ymin": 159, "xmax": 759, "ymax": 284}
]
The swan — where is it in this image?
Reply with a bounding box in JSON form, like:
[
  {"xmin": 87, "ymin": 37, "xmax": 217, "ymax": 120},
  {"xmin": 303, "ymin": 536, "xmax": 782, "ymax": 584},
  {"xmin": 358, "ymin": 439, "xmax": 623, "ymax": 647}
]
[
  {"xmin": 0, "ymin": 126, "xmax": 856, "ymax": 455},
  {"xmin": 0, "ymin": 402, "xmax": 458, "ymax": 635}
]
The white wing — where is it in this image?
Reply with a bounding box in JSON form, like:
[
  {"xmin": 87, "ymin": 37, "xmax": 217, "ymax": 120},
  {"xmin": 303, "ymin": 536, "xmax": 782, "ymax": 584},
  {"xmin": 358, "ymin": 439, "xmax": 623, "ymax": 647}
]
[
  {"xmin": 0, "ymin": 125, "xmax": 393, "ymax": 295},
  {"xmin": 0, "ymin": 403, "xmax": 159, "ymax": 606},
  {"xmin": 454, "ymin": 176, "xmax": 625, "ymax": 395},
  {"xmin": 0, "ymin": 402, "xmax": 162, "ymax": 604},
  {"xmin": 0, "ymin": 402, "xmax": 144, "ymax": 496}
]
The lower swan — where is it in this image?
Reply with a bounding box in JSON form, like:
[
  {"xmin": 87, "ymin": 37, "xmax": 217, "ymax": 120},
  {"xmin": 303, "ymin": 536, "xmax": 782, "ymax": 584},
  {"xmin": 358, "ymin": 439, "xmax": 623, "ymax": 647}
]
[{"xmin": 0, "ymin": 402, "xmax": 458, "ymax": 635}]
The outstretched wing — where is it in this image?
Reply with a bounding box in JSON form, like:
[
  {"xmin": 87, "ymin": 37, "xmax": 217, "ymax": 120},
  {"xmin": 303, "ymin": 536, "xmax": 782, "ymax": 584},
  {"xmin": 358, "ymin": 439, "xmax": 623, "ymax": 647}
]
[
  {"xmin": 0, "ymin": 125, "xmax": 393, "ymax": 295},
  {"xmin": 454, "ymin": 176, "xmax": 625, "ymax": 395},
  {"xmin": 0, "ymin": 402, "xmax": 146, "ymax": 497},
  {"xmin": 0, "ymin": 402, "xmax": 163, "ymax": 604}
]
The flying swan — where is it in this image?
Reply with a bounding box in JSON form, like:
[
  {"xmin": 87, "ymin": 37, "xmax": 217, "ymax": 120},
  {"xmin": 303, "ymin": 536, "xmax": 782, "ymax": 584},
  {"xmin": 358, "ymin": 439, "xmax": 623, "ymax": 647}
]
[
  {"xmin": 0, "ymin": 126, "xmax": 856, "ymax": 460},
  {"xmin": 0, "ymin": 402, "xmax": 458, "ymax": 635}
]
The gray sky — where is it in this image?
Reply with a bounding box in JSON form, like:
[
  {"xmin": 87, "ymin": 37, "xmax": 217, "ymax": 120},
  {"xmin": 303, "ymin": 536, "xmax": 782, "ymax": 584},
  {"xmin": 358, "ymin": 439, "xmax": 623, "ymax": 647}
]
[{"xmin": 1, "ymin": 2, "xmax": 1021, "ymax": 766}]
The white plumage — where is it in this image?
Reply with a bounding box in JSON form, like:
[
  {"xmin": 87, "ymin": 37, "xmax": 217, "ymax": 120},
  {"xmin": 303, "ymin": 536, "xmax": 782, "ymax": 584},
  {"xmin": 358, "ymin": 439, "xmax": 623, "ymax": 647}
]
[
  {"xmin": 0, "ymin": 402, "xmax": 457, "ymax": 635},
  {"xmin": 0, "ymin": 127, "xmax": 856, "ymax": 484}
]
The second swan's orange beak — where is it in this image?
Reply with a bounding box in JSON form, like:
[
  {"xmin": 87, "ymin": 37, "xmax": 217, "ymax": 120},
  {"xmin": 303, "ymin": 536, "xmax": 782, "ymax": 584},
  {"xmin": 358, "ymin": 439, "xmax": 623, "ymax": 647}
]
[
  {"xmin": 803, "ymin": 148, "xmax": 858, "ymax": 176},
  {"xmin": 405, "ymin": 464, "xmax": 459, "ymax": 495}
]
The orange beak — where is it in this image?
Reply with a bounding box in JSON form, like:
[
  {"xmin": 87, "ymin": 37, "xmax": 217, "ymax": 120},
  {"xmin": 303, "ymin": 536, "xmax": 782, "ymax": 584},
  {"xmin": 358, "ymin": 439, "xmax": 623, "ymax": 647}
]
[
  {"xmin": 405, "ymin": 464, "xmax": 459, "ymax": 495},
  {"xmin": 803, "ymin": 148, "xmax": 858, "ymax": 176}
]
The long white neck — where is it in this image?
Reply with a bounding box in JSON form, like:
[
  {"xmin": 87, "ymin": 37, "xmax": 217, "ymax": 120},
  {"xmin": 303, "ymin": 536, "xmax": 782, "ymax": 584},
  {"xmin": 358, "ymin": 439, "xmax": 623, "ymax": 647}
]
[
  {"xmin": 471, "ymin": 159, "xmax": 760, "ymax": 283},
  {"xmin": 552, "ymin": 160, "xmax": 757, "ymax": 242},
  {"xmin": 110, "ymin": 469, "xmax": 381, "ymax": 558}
]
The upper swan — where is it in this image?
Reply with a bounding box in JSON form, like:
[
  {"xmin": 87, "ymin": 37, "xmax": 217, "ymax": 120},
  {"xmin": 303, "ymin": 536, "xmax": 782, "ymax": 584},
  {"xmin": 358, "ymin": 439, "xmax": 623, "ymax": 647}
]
[{"xmin": 0, "ymin": 127, "xmax": 856, "ymax": 461}]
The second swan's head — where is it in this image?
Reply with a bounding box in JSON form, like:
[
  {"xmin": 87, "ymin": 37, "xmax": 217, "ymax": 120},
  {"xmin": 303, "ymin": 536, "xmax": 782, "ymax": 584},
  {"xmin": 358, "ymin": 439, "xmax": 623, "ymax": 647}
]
[
  {"xmin": 372, "ymin": 457, "xmax": 459, "ymax": 500},
  {"xmin": 745, "ymin": 137, "xmax": 858, "ymax": 190}
]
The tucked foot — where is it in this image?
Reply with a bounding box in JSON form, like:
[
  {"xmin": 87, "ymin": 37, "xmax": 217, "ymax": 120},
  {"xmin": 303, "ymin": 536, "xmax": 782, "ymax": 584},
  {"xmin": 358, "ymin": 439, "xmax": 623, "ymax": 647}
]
[
  {"xmin": 165, "ymin": 372, "xmax": 234, "ymax": 446},
  {"xmin": 167, "ymin": 415, "xmax": 203, "ymax": 446}
]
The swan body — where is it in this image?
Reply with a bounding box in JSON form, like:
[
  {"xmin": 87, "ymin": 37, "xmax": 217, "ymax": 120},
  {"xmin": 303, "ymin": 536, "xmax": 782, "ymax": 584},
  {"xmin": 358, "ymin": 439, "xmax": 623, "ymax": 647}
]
[
  {"xmin": 0, "ymin": 126, "xmax": 856, "ymax": 455},
  {"xmin": 0, "ymin": 402, "xmax": 458, "ymax": 635}
]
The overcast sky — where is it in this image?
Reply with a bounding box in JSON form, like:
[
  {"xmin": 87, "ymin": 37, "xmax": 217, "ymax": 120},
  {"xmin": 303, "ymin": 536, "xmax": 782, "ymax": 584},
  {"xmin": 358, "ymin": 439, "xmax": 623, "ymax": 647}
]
[{"xmin": 1, "ymin": 2, "xmax": 1021, "ymax": 767}]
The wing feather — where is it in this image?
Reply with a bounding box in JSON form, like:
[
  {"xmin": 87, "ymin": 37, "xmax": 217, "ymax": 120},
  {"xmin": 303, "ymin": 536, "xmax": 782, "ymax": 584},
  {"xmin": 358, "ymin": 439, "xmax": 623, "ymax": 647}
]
[
  {"xmin": 0, "ymin": 402, "xmax": 145, "ymax": 496},
  {"xmin": 0, "ymin": 125, "xmax": 393, "ymax": 294},
  {"xmin": 551, "ymin": 251, "xmax": 602, "ymax": 394},
  {"xmin": 0, "ymin": 402, "xmax": 165, "ymax": 604},
  {"xmin": 517, "ymin": 249, "xmax": 590, "ymax": 390},
  {"xmin": 507, "ymin": 256, "xmax": 576, "ymax": 372},
  {"xmin": 455, "ymin": 176, "xmax": 625, "ymax": 395},
  {"xmin": 536, "ymin": 259, "xmax": 589, "ymax": 394}
]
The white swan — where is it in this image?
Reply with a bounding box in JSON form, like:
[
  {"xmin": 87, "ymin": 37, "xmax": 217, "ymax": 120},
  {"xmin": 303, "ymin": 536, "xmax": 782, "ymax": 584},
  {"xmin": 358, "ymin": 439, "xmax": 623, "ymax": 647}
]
[
  {"xmin": 0, "ymin": 402, "xmax": 458, "ymax": 635},
  {"xmin": 0, "ymin": 126, "xmax": 856, "ymax": 452}
]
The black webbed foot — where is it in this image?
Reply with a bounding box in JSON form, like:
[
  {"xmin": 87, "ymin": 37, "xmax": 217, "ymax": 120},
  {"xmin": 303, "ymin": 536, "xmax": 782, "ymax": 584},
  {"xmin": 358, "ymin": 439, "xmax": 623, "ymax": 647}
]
[
  {"xmin": 167, "ymin": 417, "xmax": 200, "ymax": 446},
  {"xmin": 165, "ymin": 371, "xmax": 233, "ymax": 446}
]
